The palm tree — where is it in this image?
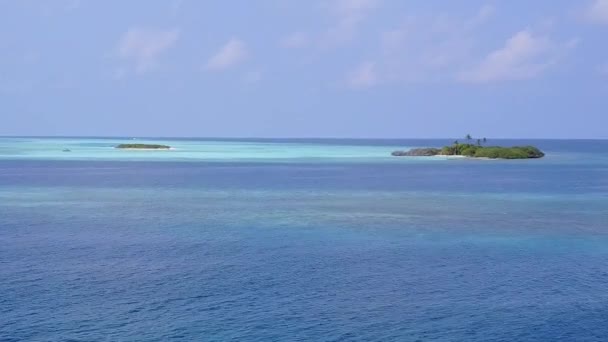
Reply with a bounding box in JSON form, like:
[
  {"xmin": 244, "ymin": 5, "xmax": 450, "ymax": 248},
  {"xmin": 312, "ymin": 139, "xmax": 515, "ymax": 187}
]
[
  {"xmin": 451, "ymin": 140, "xmax": 461, "ymax": 155},
  {"xmin": 483, "ymin": 137, "xmax": 487, "ymax": 143},
  {"xmin": 465, "ymin": 134, "xmax": 472, "ymax": 141},
  {"xmin": 477, "ymin": 139, "xmax": 481, "ymax": 146}
]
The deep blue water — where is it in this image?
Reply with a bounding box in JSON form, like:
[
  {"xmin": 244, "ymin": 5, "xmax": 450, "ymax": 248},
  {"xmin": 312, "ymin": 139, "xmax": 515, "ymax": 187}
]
[{"xmin": 1, "ymin": 138, "xmax": 608, "ymax": 341}]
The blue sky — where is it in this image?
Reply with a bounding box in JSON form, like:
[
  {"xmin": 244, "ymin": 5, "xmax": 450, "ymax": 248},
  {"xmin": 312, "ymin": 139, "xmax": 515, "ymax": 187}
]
[{"xmin": 1, "ymin": 0, "xmax": 607, "ymax": 138}]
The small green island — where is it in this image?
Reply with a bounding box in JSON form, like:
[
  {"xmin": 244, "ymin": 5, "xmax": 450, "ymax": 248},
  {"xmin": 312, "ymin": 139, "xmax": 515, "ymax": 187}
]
[
  {"xmin": 115, "ymin": 143, "xmax": 171, "ymax": 150},
  {"xmin": 392, "ymin": 135, "xmax": 544, "ymax": 159}
]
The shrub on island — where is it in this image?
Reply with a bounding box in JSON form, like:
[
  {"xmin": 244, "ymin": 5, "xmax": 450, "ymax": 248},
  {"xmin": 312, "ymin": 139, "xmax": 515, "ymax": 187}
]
[
  {"xmin": 115, "ymin": 144, "xmax": 171, "ymax": 149},
  {"xmin": 392, "ymin": 148, "xmax": 441, "ymax": 156},
  {"xmin": 393, "ymin": 143, "xmax": 544, "ymax": 159},
  {"xmin": 472, "ymin": 146, "xmax": 544, "ymax": 159}
]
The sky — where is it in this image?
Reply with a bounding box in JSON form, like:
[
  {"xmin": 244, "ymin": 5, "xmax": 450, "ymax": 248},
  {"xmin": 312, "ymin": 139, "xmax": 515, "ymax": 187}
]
[{"xmin": 1, "ymin": 0, "xmax": 607, "ymax": 139}]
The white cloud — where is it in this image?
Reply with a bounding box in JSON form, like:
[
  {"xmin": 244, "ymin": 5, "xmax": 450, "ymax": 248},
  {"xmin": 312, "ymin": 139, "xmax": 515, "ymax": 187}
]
[
  {"xmin": 117, "ymin": 27, "xmax": 179, "ymax": 73},
  {"xmin": 380, "ymin": 19, "xmax": 474, "ymax": 74},
  {"xmin": 598, "ymin": 62, "xmax": 608, "ymax": 75},
  {"xmin": 111, "ymin": 68, "xmax": 128, "ymax": 81},
  {"xmin": 205, "ymin": 38, "xmax": 249, "ymax": 71},
  {"xmin": 243, "ymin": 70, "xmax": 263, "ymax": 83},
  {"xmin": 460, "ymin": 30, "xmax": 556, "ymax": 83},
  {"xmin": 65, "ymin": 0, "xmax": 81, "ymax": 11},
  {"xmin": 0, "ymin": 80, "xmax": 36, "ymax": 95},
  {"xmin": 323, "ymin": 0, "xmax": 379, "ymax": 46},
  {"xmin": 281, "ymin": 32, "xmax": 310, "ymax": 48},
  {"xmin": 279, "ymin": 0, "xmax": 378, "ymax": 51},
  {"xmin": 347, "ymin": 61, "xmax": 378, "ymax": 88},
  {"xmin": 475, "ymin": 4, "xmax": 495, "ymax": 23},
  {"xmin": 586, "ymin": 0, "xmax": 608, "ymax": 24},
  {"xmin": 332, "ymin": 0, "xmax": 379, "ymax": 15},
  {"xmin": 170, "ymin": 0, "xmax": 183, "ymax": 17},
  {"xmin": 331, "ymin": 0, "xmax": 378, "ymax": 17},
  {"xmin": 349, "ymin": 7, "xmax": 489, "ymax": 86},
  {"xmin": 341, "ymin": 5, "xmax": 576, "ymax": 88}
]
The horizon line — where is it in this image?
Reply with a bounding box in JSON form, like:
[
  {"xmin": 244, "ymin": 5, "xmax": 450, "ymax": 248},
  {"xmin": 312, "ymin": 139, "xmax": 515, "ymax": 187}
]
[{"xmin": 0, "ymin": 135, "xmax": 607, "ymax": 141}]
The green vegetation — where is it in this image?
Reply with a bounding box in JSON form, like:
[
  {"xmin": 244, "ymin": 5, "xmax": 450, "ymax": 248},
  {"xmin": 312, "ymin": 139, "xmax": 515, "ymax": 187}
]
[
  {"xmin": 440, "ymin": 143, "xmax": 544, "ymax": 159},
  {"xmin": 392, "ymin": 148, "xmax": 441, "ymax": 156},
  {"xmin": 115, "ymin": 144, "xmax": 171, "ymax": 149},
  {"xmin": 393, "ymin": 135, "xmax": 544, "ymax": 159}
]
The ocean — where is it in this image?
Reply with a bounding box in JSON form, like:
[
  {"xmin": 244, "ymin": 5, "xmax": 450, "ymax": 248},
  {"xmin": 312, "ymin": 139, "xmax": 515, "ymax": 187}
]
[{"xmin": 1, "ymin": 137, "xmax": 608, "ymax": 341}]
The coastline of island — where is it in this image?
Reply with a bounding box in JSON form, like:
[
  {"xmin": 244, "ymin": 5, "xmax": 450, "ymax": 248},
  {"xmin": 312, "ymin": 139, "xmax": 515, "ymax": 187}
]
[
  {"xmin": 115, "ymin": 144, "xmax": 172, "ymax": 150},
  {"xmin": 391, "ymin": 137, "xmax": 545, "ymax": 160}
]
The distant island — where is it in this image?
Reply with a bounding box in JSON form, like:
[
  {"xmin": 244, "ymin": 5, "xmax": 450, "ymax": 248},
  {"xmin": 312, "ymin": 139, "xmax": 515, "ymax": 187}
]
[
  {"xmin": 392, "ymin": 136, "xmax": 544, "ymax": 159},
  {"xmin": 115, "ymin": 144, "xmax": 171, "ymax": 150}
]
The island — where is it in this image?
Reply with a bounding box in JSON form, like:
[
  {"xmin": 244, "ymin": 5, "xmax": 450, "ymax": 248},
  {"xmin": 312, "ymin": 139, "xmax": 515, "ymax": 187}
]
[
  {"xmin": 392, "ymin": 136, "xmax": 544, "ymax": 159},
  {"xmin": 115, "ymin": 144, "xmax": 171, "ymax": 150},
  {"xmin": 392, "ymin": 148, "xmax": 441, "ymax": 157}
]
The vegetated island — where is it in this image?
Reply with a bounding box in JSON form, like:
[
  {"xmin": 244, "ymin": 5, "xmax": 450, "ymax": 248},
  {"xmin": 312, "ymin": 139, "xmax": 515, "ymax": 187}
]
[
  {"xmin": 115, "ymin": 143, "xmax": 171, "ymax": 150},
  {"xmin": 392, "ymin": 136, "xmax": 544, "ymax": 159}
]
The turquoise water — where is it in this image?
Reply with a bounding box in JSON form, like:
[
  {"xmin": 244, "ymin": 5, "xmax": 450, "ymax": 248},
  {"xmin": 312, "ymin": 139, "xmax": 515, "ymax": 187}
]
[
  {"xmin": 0, "ymin": 137, "xmax": 402, "ymax": 162},
  {"xmin": 1, "ymin": 138, "xmax": 608, "ymax": 341}
]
